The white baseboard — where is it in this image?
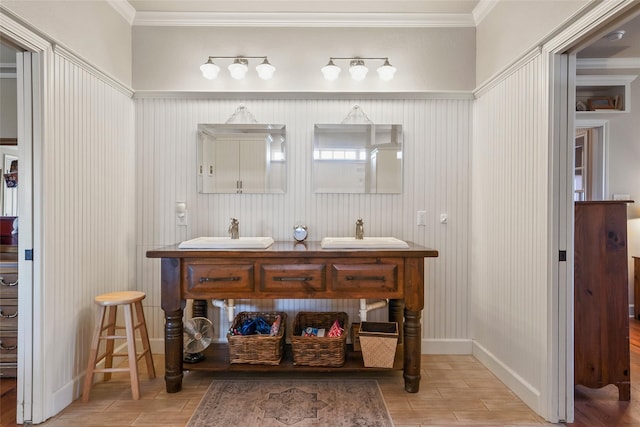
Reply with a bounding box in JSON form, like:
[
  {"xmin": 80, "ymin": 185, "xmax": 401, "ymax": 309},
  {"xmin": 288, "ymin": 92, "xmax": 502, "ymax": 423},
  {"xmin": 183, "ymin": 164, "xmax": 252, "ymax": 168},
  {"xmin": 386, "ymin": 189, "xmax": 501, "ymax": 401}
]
[
  {"xmin": 472, "ymin": 340, "xmax": 541, "ymax": 413},
  {"xmin": 422, "ymin": 338, "xmax": 473, "ymax": 354}
]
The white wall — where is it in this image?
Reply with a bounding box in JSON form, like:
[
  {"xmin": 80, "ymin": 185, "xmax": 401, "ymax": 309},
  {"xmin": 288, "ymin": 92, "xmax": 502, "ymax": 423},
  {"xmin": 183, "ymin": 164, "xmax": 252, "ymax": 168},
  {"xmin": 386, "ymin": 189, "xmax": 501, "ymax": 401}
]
[
  {"xmin": 472, "ymin": 53, "xmax": 550, "ymax": 414},
  {"xmin": 0, "ymin": 78, "xmax": 17, "ymax": 137},
  {"xmin": 135, "ymin": 96, "xmax": 473, "ymax": 349},
  {"xmin": 476, "ymin": 0, "xmax": 590, "ymax": 85},
  {"xmin": 41, "ymin": 52, "xmax": 135, "ymax": 417},
  {"xmin": 1, "ymin": 0, "xmax": 132, "ymax": 85},
  {"xmin": 132, "ymin": 26, "xmax": 476, "ymax": 92}
]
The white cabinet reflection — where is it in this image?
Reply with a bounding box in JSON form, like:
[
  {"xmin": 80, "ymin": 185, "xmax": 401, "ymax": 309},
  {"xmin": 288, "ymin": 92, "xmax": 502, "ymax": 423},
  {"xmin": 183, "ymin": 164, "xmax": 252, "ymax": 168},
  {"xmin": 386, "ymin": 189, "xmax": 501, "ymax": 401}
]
[
  {"xmin": 313, "ymin": 124, "xmax": 402, "ymax": 194},
  {"xmin": 197, "ymin": 124, "xmax": 286, "ymax": 194}
]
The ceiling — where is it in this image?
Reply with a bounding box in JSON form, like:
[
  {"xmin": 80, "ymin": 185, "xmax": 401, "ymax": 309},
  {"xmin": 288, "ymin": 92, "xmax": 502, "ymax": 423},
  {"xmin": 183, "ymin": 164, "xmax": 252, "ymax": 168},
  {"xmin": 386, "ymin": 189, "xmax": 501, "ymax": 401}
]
[
  {"xmin": 577, "ymin": 13, "xmax": 640, "ymax": 59},
  {"xmin": 1, "ymin": 1, "xmax": 639, "ymax": 67},
  {"xmin": 123, "ymin": 0, "xmax": 640, "ymax": 60}
]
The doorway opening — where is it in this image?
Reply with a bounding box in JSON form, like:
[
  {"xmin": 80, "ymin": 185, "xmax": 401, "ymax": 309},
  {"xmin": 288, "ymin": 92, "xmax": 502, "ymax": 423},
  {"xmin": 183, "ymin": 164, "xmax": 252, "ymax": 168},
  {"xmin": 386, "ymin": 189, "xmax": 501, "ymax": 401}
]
[{"xmin": 574, "ymin": 122, "xmax": 607, "ymax": 202}]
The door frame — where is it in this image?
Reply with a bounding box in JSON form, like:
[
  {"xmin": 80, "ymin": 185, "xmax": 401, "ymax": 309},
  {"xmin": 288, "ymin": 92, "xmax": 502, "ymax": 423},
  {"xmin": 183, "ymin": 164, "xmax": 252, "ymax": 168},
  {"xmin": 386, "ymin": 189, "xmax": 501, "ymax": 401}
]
[
  {"xmin": 543, "ymin": 0, "xmax": 640, "ymax": 422},
  {"xmin": 1, "ymin": 10, "xmax": 48, "ymax": 424}
]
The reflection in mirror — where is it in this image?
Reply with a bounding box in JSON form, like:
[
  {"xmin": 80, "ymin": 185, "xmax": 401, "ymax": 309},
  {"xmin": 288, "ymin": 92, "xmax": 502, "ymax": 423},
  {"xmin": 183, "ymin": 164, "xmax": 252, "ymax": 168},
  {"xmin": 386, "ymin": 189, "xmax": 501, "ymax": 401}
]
[
  {"xmin": 197, "ymin": 124, "xmax": 286, "ymax": 194},
  {"xmin": 313, "ymin": 124, "xmax": 402, "ymax": 193},
  {"xmin": 1, "ymin": 152, "xmax": 17, "ymax": 216}
]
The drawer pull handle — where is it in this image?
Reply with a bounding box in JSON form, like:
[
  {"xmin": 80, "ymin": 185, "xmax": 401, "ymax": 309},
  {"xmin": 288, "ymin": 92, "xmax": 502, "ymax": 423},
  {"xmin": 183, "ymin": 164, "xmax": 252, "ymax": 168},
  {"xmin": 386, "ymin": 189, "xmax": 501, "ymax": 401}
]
[
  {"xmin": 273, "ymin": 276, "xmax": 313, "ymax": 282},
  {"xmin": 345, "ymin": 275, "xmax": 386, "ymax": 282},
  {"xmin": 0, "ymin": 309, "xmax": 17, "ymax": 318},
  {"xmin": 0, "ymin": 341, "xmax": 17, "ymax": 351},
  {"xmin": 0, "ymin": 277, "xmax": 18, "ymax": 287},
  {"xmin": 199, "ymin": 276, "xmax": 241, "ymax": 283}
]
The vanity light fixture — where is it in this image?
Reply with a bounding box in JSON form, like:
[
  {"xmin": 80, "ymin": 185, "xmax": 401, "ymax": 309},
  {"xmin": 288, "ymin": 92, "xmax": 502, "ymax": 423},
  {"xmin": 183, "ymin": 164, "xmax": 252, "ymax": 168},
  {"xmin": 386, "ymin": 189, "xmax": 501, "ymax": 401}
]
[
  {"xmin": 200, "ymin": 56, "xmax": 276, "ymax": 80},
  {"xmin": 321, "ymin": 57, "xmax": 396, "ymax": 81}
]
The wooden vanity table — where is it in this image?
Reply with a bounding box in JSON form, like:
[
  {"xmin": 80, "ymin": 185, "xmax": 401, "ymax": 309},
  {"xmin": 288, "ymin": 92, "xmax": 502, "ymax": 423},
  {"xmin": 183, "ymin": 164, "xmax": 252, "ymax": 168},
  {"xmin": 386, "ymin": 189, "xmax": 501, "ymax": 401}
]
[{"xmin": 146, "ymin": 241, "xmax": 438, "ymax": 394}]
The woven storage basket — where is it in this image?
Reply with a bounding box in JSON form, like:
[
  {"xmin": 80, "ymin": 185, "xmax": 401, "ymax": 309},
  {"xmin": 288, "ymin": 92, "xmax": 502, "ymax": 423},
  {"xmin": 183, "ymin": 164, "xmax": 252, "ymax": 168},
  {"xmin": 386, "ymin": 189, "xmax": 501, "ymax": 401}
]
[
  {"xmin": 359, "ymin": 321, "xmax": 398, "ymax": 368},
  {"xmin": 292, "ymin": 311, "xmax": 348, "ymax": 367},
  {"xmin": 227, "ymin": 311, "xmax": 287, "ymax": 365}
]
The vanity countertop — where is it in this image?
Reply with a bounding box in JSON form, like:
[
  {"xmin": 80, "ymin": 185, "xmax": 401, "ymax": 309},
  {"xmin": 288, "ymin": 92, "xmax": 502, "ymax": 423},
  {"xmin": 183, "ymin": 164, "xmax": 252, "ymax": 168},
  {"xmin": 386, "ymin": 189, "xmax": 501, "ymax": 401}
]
[{"xmin": 147, "ymin": 240, "xmax": 438, "ymax": 258}]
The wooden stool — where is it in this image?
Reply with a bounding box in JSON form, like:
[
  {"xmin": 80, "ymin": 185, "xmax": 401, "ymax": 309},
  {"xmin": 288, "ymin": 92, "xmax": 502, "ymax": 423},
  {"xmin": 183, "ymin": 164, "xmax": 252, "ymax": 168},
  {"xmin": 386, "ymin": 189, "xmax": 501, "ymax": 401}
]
[{"xmin": 82, "ymin": 291, "xmax": 155, "ymax": 402}]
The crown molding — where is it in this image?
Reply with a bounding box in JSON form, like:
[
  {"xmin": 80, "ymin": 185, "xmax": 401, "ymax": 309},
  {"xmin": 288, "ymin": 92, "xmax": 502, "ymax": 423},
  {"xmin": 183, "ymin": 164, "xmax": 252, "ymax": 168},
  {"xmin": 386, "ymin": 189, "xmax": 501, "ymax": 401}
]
[
  {"xmin": 473, "ymin": 0, "xmax": 498, "ymax": 26},
  {"xmin": 107, "ymin": 0, "xmax": 136, "ymax": 25},
  {"xmin": 577, "ymin": 57, "xmax": 640, "ymax": 70},
  {"xmin": 133, "ymin": 11, "xmax": 475, "ymax": 27},
  {"xmin": 133, "ymin": 90, "xmax": 475, "ymax": 100}
]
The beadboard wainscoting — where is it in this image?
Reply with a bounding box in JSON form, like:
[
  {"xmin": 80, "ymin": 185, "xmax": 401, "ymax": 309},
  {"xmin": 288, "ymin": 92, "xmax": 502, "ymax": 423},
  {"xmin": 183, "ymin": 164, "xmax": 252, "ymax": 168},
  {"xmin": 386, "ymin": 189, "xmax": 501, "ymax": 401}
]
[
  {"xmin": 472, "ymin": 52, "xmax": 549, "ymax": 414},
  {"xmin": 44, "ymin": 52, "xmax": 136, "ymax": 413},
  {"xmin": 134, "ymin": 96, "xmax": 473, "ymax": 353}
]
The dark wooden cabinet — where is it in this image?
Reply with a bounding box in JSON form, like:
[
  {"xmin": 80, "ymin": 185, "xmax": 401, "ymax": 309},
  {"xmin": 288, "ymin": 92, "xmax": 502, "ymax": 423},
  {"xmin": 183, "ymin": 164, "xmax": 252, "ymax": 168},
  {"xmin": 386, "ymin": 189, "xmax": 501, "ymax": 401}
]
[
  {"xmin": 0, "ymin": 249, "xmax": 18, "ymax": 378},
  {"xmin": 634, "ymin": 256, "xmax": 640, "ymax": 321},
  {"xmin": 574, "ymin": 201, "xmax": 630, "ymax": 400},
  {"xmin": 147, "ymin": 241, "xmax": 437, "ymax": 394}
]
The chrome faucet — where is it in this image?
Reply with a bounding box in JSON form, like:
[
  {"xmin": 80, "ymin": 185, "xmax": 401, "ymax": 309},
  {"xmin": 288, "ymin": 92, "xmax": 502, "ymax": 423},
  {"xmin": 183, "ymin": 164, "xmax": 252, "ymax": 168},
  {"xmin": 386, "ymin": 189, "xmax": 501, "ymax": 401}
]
[
  {"xmin": 229, "ymin": 218, "xmax": 239, "ymax": 239},
  {"xmin": 355, "ymin": 218, "xmax": 364, "ymax": 240}
]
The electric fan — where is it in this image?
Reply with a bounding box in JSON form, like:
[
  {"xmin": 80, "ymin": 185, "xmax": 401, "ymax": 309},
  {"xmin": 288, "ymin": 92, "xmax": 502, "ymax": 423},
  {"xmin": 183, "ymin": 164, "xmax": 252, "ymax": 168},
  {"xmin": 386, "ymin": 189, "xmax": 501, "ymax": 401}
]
[{"xmin": 183, "ymin": 317, "xmax": 214, "ymax": 363}]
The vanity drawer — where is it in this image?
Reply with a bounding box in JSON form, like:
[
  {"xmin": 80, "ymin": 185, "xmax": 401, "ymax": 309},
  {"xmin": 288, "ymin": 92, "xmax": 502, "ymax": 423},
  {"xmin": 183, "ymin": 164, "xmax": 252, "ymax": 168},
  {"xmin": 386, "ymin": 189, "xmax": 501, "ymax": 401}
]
[
  {"xmin": 0, "ymin": 299, "xmax": 17, "ymax": 330},
  {"xmin": 185, "ymin": 262, "xmax": 254, "ymax": 297},
  {"xmin": 0, "ymin": 330, "xmax": 17, "ymax": 363},
  {"xmin": 260, "ymin": 263, "xmax": 326, "ymax": 295},
  {"xmin": 331, "ymin": 261, "xmax": 402, "ymax": 296}
]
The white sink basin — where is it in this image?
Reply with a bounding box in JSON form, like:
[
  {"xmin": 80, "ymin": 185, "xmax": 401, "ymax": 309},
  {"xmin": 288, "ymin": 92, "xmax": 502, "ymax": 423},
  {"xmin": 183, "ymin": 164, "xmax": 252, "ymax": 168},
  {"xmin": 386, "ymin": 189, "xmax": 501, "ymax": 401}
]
[
  {"xmin": 321, "ymin": 237, "xmax": 409, "ymax": 249},
  {"xmin": 178, "ymin": 236, "xmax": 275, "ymax": 249}
]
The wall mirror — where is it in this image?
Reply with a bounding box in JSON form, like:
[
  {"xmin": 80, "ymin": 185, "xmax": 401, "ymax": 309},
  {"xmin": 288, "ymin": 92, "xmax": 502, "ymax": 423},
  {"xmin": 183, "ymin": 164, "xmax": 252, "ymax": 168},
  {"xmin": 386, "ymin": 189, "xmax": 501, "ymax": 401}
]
[
  {"xmin": 313, "ymin": 124, "xmax": 402, "ymax": 193},
  {"xmin": 197, "ymin": 124, "xmax": 286, "ymax": 194}
]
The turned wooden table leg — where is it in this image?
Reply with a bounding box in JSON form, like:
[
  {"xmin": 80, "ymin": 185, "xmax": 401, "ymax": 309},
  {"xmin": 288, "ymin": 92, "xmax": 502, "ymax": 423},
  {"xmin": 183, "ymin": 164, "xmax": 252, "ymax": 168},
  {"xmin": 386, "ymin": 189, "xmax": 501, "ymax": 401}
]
[
  {"xmin": 192, "ymin": 299, "xmax": 208, "ymax": 318},
  {"xmin": 160, "ymin": 258, "xmax": 185, "ymax": 393},
  {"xmin": 403, "ymin": 308, "xmax": 421, "ymax": 393},
  {"xmin": 164, "ymin": 309, "xmax": 184, "ymax": 393}
]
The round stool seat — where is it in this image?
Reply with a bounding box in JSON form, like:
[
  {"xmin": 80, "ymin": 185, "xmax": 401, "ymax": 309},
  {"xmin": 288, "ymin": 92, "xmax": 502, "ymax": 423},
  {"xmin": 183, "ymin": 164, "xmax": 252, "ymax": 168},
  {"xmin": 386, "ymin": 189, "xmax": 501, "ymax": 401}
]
[{"xmin": 95, "ymin": 291, "xmax": 146, "ymax": 306}]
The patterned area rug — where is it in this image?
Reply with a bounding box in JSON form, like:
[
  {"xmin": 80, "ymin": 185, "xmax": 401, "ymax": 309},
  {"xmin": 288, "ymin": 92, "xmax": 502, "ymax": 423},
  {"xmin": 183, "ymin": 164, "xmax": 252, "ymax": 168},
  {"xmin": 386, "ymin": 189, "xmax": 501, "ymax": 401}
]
[{"xmin": 186, "ymin": 379, "xmax": 394, "ymax": 427}]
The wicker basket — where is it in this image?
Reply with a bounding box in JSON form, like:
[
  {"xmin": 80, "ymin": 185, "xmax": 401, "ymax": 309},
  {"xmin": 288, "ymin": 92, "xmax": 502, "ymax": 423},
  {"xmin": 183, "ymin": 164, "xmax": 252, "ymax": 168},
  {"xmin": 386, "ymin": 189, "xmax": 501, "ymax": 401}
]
[
  {"xmin": 292, "ymin": 311, "xmax": 348, "ymax": 367},
  {"xmin": 359, "ymin": 321, "xmax": 398, "ymax": 368},
  {"xmin": 227, "ymin": 311, "xmax": 287, "ymax": 365}
]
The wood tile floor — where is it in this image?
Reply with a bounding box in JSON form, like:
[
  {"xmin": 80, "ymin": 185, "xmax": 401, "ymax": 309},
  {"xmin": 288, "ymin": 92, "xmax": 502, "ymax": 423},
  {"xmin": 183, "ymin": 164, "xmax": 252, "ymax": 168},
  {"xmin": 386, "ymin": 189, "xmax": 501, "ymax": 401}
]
[{"xmin": 2, "ymin": 320, "xmax": 640, "ymax": 426}]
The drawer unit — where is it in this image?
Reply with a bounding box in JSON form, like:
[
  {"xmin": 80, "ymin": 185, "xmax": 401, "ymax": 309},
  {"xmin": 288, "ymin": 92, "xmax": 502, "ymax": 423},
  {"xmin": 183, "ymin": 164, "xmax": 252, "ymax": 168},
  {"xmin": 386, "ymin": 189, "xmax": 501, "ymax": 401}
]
[
  {"xmin": 0, "ymin": 330, "xmax": 17, "ymax": 363},
  {"xmin": 331, "ymin": 258, "xmax": 403, "ymax": 298},
  {"xmin": 0, "ymin": 299, "xmax": 18, "ymax": 331},
  {"xmin": 184, "ymin": 260, "xmax": 254, "ymax": 298},
  {"xmin": 260, "ymin": 263, "xmax": 326, "ymax": 294},
  {"xmin": 0, "ymin": 259, "xmax": 17, "ymax": 378},
  {"xmin": 0, "ymin": 279, "xmax": 17, "ymax": 299}
]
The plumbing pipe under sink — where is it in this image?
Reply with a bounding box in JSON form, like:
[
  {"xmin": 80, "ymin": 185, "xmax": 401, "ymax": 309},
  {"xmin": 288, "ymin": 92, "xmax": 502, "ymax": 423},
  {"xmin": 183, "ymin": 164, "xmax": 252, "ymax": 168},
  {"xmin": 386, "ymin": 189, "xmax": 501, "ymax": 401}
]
[
  {"xmin": 212, "ymin": 299, "xmax": 236, "ymax": 323},
  {"xmin": 213, "ymin": 297, "xmax": 385, "ymax": 323},
  {"xmin": 359, "ymin": 298, "xmax": 388, "ymax": 321}
]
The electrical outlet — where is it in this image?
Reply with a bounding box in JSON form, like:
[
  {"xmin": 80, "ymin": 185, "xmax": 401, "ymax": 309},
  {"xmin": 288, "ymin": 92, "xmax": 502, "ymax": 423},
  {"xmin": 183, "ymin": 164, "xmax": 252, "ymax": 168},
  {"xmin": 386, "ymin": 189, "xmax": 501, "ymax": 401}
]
[
  {"xmin": 176, "ymin": 212, "xmax": 188, "ymax": 226},
  {"xmin": 417, "ymin": 210, "xmax": 427, "ymax": 226}
]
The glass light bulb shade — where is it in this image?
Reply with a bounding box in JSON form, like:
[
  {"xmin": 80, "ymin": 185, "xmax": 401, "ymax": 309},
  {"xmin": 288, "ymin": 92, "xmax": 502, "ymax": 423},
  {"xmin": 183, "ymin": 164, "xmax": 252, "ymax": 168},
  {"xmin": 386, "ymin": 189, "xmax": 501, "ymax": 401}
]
[
  {"xmin": 256, "ymin": 59, "xmax": 276, "ymax": 80},
  {"xmin": 321, "ymin": 60, "xmax": 341, "ymax": 81},
  {"xmin": 228, "ymin": 58, "xmax": 249, "ymax": 80},
  {"xmin": 200, "ymin": 60, "xmax": 220, "ymax": 79},
  {"xmin": 349, "ymin": 59, "xmax": 368, "ymax": 81},
  {"xmin": 377, "ymin": 63, "xmax": 396, "ymax": 81}
]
